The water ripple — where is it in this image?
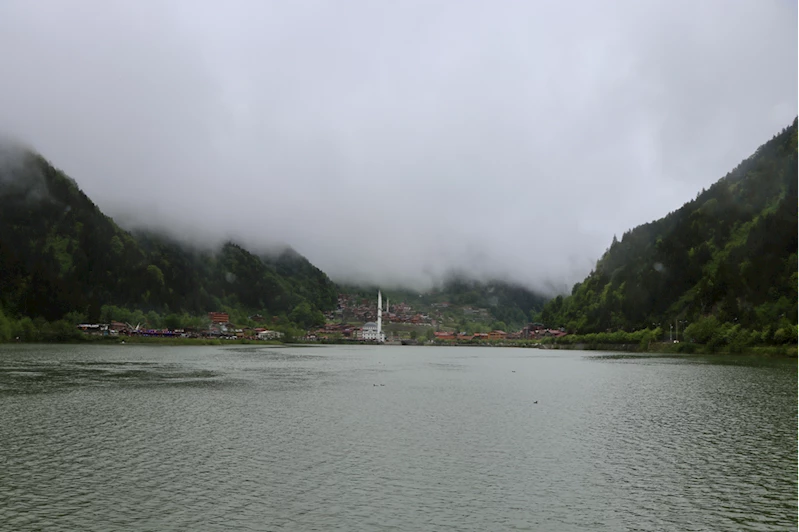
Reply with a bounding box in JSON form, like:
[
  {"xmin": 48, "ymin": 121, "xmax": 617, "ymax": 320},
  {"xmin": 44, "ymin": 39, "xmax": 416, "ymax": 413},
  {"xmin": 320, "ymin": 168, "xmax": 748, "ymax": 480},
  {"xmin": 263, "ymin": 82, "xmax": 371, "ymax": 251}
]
[{"xmin": 0, "ymin": 345, "xmax": 795, "ymax": 531}]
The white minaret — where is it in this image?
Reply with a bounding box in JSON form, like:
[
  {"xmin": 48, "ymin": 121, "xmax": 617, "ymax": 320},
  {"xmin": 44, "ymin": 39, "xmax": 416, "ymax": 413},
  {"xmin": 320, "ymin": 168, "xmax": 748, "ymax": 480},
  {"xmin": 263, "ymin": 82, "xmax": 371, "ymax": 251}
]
[{"xmin": 377, "ymin": 290, "xmax": 383, "ymax": 342}]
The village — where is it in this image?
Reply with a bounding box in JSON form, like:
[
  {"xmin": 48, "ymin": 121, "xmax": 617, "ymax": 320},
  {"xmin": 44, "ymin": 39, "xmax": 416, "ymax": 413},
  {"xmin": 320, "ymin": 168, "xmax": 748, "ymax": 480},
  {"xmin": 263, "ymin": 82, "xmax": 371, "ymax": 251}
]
[
  {"xmin": 308, "ymin": 293, "xmax": 568, "ymax": 343},
  {"xmin": 78, "ymin": 311, "xmax": 285, "ymax": 341},
  {"xmin": 76, "ymin": 294, "xmax": 568, "ymax": 344}
]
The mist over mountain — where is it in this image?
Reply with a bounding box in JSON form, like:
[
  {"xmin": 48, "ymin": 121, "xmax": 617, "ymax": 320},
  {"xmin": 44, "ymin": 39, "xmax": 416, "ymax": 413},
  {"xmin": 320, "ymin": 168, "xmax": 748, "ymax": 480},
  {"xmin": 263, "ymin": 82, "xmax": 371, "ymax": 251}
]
[
  {"xmin": 540, "ymin": 119, "xmax": 798, "ymax": 337},
  {"xmin": 0, "ymin": 146, "xmax": 338, "ymax": 323},
  {"xmin": 0, "ymin": 1, "xmax": 795, "ymax": 293}
]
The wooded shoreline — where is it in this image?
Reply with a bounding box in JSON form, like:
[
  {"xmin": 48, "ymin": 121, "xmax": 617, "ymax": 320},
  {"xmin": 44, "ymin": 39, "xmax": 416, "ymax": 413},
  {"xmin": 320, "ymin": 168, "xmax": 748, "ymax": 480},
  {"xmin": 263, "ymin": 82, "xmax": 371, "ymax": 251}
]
[{"xmin": 3, "ymin": 335, "xmax": 794, "ymax": 357}]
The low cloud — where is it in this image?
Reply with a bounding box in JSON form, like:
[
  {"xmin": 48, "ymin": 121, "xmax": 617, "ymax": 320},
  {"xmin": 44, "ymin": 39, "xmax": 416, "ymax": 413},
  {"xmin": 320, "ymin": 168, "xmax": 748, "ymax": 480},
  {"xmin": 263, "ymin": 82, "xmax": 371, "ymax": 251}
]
[{"xmin": 0, "ymin": 0, "xmax": 795, "ymax": 293}]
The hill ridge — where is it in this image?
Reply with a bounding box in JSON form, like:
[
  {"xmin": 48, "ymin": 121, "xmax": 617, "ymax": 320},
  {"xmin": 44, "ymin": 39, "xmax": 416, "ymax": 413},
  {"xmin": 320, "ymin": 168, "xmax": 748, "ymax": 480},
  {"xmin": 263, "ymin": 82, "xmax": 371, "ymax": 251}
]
[
  {"xmin": 0, "ymin": 146, "xmax": 337, "ymax": 326},
  {"xmin": 539, "ymin": 118, "xmax": 797, "ymax": 343}
]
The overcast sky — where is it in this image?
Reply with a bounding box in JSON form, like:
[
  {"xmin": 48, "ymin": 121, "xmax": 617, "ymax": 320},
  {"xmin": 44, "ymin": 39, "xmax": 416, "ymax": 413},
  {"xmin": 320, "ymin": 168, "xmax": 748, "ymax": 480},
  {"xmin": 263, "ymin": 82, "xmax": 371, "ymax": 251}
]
[{"xmin": 0, "ymin": 1, "xmax": 796, "ymax": 293}]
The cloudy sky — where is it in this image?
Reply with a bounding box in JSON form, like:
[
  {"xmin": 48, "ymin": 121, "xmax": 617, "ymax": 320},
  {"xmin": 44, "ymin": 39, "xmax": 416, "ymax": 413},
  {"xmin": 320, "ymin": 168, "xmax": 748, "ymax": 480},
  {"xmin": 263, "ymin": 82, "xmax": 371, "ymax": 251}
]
[{"xmin": 0, "ymin": 1, "xmax": 796, "ymax": 292}]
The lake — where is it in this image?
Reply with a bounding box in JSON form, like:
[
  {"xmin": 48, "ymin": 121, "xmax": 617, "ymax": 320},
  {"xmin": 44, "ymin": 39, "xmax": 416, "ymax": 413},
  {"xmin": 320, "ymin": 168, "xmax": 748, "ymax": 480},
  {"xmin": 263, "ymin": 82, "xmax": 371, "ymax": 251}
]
[{"xmin": 0, "ymin": 344, "xmax": 795, "ymax": 531}]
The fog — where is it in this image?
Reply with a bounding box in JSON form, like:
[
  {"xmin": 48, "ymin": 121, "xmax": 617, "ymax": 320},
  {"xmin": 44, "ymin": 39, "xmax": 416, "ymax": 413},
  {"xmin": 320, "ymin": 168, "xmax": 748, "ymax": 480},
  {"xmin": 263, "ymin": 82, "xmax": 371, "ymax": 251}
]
[{"xmin": 0, "ymin": 1, "xmax": 796, "ymax": 292}]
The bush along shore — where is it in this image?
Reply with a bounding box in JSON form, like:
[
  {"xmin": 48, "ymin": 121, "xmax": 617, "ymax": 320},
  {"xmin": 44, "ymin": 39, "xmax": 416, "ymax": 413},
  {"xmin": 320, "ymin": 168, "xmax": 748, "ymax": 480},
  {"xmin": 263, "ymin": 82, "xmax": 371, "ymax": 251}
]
[
  {"xmin": 0, "ymin": 312, "xmax": 793, "ymax": 357},
  {"xmin": 539, "ymin": 323, "xmax": 797, "ymax": 357}
]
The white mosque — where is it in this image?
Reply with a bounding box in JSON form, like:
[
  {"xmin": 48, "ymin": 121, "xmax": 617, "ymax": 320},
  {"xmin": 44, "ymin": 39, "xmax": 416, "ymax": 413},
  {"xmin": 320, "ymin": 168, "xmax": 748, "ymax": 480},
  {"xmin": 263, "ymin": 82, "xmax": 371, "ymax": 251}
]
[{"xmin": 361, "ymin": 290, "xmax": 386, "ymax": 343}]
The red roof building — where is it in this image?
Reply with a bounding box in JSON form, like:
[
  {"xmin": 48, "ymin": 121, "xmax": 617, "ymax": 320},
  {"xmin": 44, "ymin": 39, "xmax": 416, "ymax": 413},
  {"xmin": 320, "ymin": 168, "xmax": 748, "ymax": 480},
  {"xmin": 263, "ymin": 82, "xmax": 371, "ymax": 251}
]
[{"xmin": 208, "ymin": 312, "xmax": 230, "ymax": 324}]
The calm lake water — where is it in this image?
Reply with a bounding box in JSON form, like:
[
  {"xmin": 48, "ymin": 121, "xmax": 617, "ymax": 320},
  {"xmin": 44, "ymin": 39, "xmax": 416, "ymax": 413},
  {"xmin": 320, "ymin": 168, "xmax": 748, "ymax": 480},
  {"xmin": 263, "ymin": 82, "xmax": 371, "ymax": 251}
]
[{"xmin": 0, "ymin": 344, "xmax": 795, "ymax": 531}]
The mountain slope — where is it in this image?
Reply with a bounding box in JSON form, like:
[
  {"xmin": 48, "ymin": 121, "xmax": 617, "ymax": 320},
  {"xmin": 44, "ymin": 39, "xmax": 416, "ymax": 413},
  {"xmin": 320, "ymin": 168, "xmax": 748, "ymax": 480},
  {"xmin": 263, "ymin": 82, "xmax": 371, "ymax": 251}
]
[
  {"xmin": 540, "ymin": 118, "xmax": 798, "ymax": 335},
  {"xmin": 341, "ymin": 274, "xmax": 549, "ymax": 330},
  {"xmin": 0, "ymin": 145, "xmax": 337, "ymax": 322}
]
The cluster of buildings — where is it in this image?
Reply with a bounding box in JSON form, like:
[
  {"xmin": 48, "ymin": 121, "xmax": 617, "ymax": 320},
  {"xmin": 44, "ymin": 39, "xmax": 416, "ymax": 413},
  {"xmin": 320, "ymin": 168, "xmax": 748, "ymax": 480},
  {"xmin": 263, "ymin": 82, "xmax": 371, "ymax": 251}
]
[
  {"xmin": 431, "ymin": 324, "xmax": 567, "ymax": 343},
  {"xmin": 326, "ymin": 294, "xmax": 432, "ymax": 326},
  {"xmin": 518, "ymin": 323, "xmax": 568, "ymax": 340},
  {"xmin": 434, "ymin": 330, "xmax": 508, "ymax": 341},
  {"xmin": 310, "ymin": 290, "xmax": 570, "ymax": 344},
  {"xmin": 312, "ymin": 291, "xmax": 388, "ymax": 342},
  {"xmin": 76, "ymin": 311, "xmax": 284, "ymax": 341},
  {"xmin": 306, "ymin": 322, "xmax": 381, "ymax": 342},
  {"xmin": 75, "ymin": 296, "xmax": 567, "ymax": 345},
  {"xmin": 78, "ymin": 322, "xmax": 198, "ymax": 338},
  {"xmin": 200, "ymin": 312, "xmax": 285, "ymax": 340}
]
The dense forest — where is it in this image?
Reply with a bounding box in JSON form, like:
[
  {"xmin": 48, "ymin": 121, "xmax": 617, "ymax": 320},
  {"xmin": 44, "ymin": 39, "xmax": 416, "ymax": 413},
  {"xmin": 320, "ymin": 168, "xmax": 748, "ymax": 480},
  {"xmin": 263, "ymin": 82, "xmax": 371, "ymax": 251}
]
[
  {"xmin": 0, "ymin": 144, "xmax": 337, "ymax": 336},
  {"xmin": 539, "ymin": 119, "xmax": 798, "ymax": 348}
]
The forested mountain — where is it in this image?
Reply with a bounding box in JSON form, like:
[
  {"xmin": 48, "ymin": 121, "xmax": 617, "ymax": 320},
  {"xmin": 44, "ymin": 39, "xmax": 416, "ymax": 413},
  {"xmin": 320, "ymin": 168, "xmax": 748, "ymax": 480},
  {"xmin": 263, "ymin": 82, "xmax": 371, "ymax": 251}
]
[
  {"xmin": 342, "ymin": 274, "xmax": 548, "ymax": 330},
  {"xmin": 0, "ymin": 145, "xmax": 337, "ymax": 324},
  {"xmin": 428, "ymin": 275, "xmax": 548, "ymax": 327},
  {"xmin": 540, "ymin": 119, "xmax": 798, "ymax": 338}
]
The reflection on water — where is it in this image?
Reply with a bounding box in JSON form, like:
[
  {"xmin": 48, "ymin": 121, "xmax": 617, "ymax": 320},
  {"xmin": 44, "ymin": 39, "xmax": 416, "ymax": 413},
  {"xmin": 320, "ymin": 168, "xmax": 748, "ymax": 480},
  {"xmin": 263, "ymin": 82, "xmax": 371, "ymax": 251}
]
[{"xmin": 0, "ymin": 344, "xmax": 795, "ymax": 531}]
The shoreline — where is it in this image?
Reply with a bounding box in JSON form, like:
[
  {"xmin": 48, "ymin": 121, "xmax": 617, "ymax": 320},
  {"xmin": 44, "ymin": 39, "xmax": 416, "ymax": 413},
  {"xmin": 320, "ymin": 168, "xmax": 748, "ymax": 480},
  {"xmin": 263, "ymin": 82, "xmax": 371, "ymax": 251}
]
[
  {"xmin": 542, "ymin": 342, "xmax": 797, "ymax": 358},
  {"xmin": 2, "ymin": 336, "xmax": 794, "ymax": 357}
]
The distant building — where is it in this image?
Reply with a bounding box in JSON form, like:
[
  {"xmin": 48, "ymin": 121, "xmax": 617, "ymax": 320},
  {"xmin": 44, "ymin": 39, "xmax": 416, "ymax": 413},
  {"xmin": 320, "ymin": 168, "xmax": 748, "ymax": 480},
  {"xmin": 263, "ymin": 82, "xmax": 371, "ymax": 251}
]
[
  {"xmin": 521, "ymin": 322, "xmax": 546, "ymax": 339},
  {"xmin": 488, "ymin": 330, "xmax": 507, "ymax": 341},
  {"xmin": 362, "ymin": 321, "xmax": 385, "ymax": 342},
  {"xmin": 208, "ymin": 312, "xmax": 230, "ymax": 324},
  {"xmin": 257, "ymin": 330, "xmax": 284, "ymax": 340}
]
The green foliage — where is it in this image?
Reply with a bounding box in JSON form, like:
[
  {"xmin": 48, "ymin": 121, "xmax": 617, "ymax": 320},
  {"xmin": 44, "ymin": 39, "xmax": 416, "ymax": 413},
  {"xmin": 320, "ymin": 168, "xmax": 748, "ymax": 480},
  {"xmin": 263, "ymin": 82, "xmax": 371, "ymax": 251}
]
[
  {"xmin": 12, "ymin": 317, "xmax": 37, "ymax": 342},
  {"xmin": 684, "ymin": 316, "xmax": 719, "ymax": 344},
  {"xmin": 0, "ymin": 315, "xmax": 84, "ymax": 343},
  {"xmin": 147, "ymin": 264, "xmax": 165, "ymax": 286},
  {"xmin": 0, "ymin": 149, "xmax": 338, "ymax": 324},
  {"xmin": 289, "ymin": 302, "xmax": 325, "ymax": 329},
  {"xmin": 110, "ymin": 235, "xmax": 124, "ymax": 256},
  {"xmin": 45, "ymin": 320, "xmax": 85, "ymax": 342},
  {"xmin": 146, "ymin": 311, "xmax": 162, "ymax": 328},
  {"xmin": 163, "ymin": 314, "xmax": 182, "ymax": 330},
  {"xmin": 0, "ymin": 306, "xmax": 12, "ymax": 342},
  {"xmin": 63, "ymin": 310, "xmax": 87, "ymax": 325},
  {"xmin": 540, "ymin": 118, "xmax": 798, "ymax": 336},
  {"xmin": 431, "ymin": 278, "xmax": 546, "ymax": 329}
]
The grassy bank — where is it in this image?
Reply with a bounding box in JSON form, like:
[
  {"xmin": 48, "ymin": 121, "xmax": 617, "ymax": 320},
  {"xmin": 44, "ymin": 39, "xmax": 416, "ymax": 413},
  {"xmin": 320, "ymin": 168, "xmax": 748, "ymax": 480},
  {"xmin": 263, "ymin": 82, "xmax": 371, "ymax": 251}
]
[
  {"xmin": 547, "ymin": 341, "xmax": 797, "ymax": 357},
  {"xmin": 4, "ymin": 334, "xmax": 795, "ymax": 357}
]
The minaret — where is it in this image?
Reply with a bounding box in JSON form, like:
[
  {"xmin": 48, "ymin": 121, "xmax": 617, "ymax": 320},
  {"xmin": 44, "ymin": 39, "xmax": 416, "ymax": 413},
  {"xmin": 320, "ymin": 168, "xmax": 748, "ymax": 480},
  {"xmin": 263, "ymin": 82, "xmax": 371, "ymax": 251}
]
[{"xmin": 377, "ymin": 290, "xmax": 383, "ymax": 342}]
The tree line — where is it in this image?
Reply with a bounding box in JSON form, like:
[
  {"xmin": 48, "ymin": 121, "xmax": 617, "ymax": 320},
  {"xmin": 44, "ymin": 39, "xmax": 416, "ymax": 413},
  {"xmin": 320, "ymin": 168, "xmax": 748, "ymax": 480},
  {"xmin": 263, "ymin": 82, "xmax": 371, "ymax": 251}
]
[
  {"xmin": 536, "ymin": 118, "xmax": 798, "ymax": 349},
  {"xmin": 0, "ymin": 147, "xmax": 338, "ymax": 336}
]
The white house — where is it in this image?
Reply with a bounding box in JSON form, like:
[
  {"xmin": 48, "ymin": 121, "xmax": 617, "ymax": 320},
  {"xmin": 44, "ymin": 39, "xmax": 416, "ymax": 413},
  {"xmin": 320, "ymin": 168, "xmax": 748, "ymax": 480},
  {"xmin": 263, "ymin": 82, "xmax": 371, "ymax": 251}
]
[
  {"xmin": 257, "ymin": 330, "xmax": 284, "ymax": 340},
  {"xmin": 362, "ymin": 321, "xmax": 385, "ymax": 342}
]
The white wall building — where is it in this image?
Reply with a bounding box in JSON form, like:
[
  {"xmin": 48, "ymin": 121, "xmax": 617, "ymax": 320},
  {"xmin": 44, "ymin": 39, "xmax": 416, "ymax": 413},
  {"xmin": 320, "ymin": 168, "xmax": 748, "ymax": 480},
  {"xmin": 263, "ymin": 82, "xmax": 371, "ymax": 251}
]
[
  {"xmin": 362, "ymin": 321, "xmax": 384, "ymax": 342},
  {"xmin": 362, "ymin": 290, "xmax": 386, "ymax": 342},
  {"xmin": 257, "ymin": 330, "xmax": 284, "ymax": 340}
]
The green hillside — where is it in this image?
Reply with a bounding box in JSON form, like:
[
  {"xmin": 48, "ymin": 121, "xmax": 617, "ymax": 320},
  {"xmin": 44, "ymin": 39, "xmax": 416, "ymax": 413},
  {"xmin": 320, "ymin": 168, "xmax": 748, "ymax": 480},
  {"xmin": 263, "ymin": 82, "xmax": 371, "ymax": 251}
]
[
  {"xmin": 0, "ymin": 146, "xmax": 337, "ymax": 332},
  {"xmin": 342, "ymin": 275, "xmax": 548, "ymax": 331},
  {"xmin": 539, "ymin": 119, "xmax": 798, "ymax": 348}
]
